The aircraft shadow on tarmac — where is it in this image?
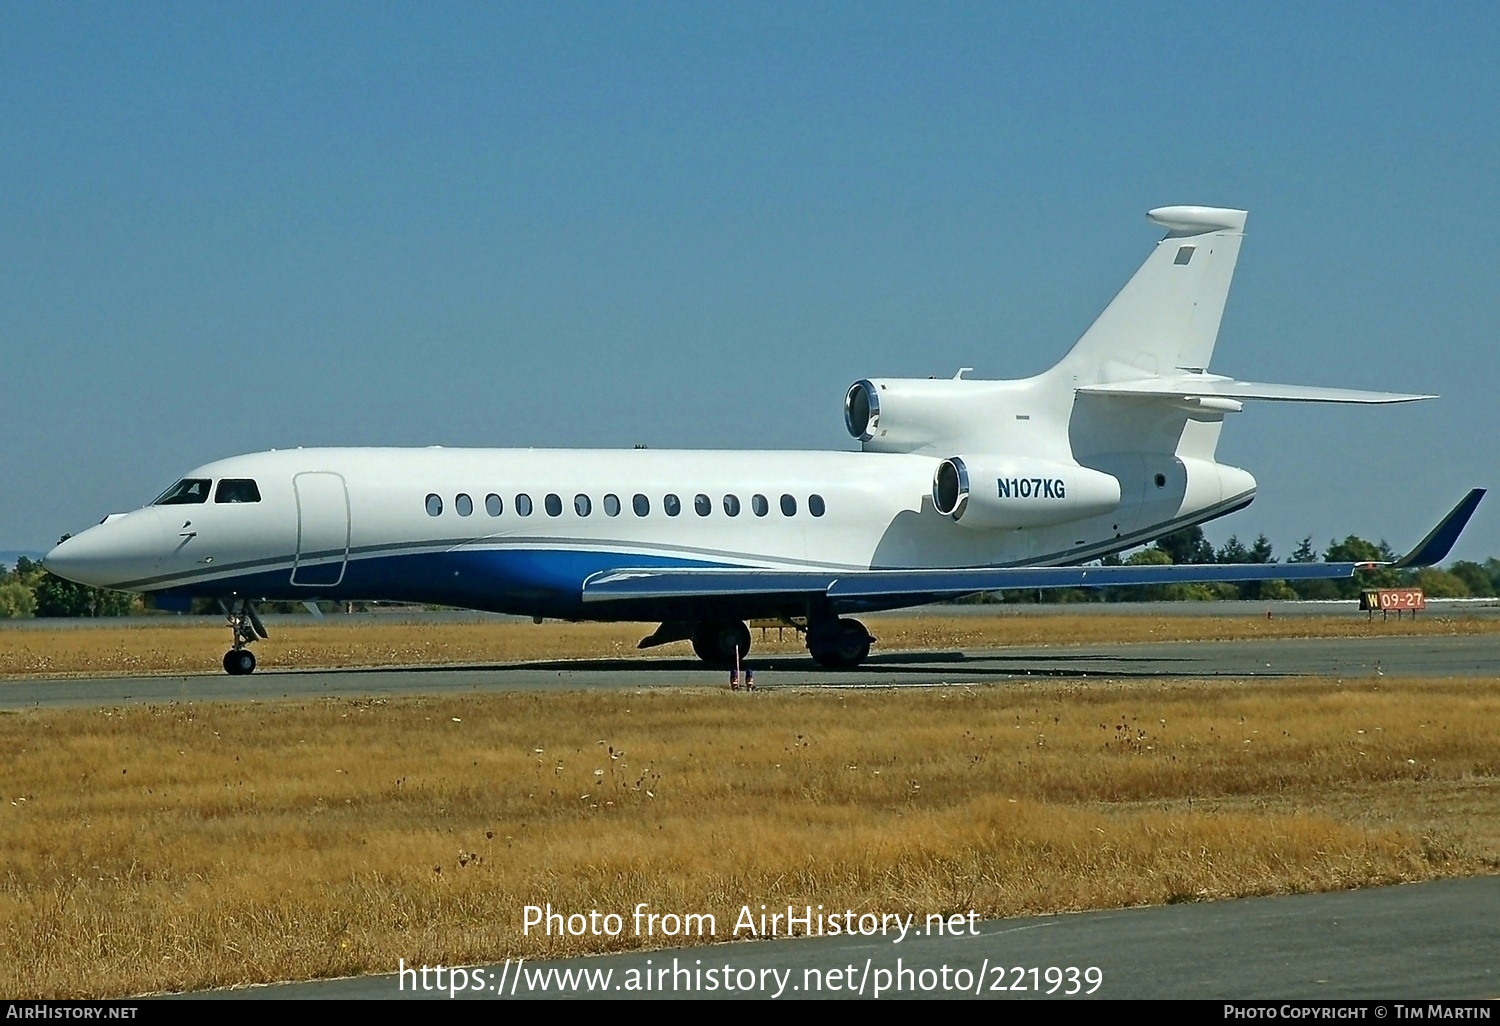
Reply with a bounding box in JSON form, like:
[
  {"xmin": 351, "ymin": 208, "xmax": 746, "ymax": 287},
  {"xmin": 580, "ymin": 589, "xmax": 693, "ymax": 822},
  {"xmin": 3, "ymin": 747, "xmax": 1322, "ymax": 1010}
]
[{"xmin": 276, "ymin": 648, "xmax": 1249, "ymax": 683}]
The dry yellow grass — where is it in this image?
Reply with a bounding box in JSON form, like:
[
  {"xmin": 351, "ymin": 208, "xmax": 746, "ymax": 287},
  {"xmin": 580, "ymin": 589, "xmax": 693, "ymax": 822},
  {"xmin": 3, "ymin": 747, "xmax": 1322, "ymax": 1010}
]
[
  {"xmin": 2, "ymin": 675, "xmax": 1497, "ymax": 997},
  {"xmin": 1, "ymin": 610, "xmax": 1495, "ymax": 677}
]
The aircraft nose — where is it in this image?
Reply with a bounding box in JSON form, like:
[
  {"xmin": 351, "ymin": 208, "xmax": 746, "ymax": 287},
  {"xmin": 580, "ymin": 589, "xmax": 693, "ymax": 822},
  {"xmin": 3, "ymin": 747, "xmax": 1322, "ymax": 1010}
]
[
  {"xmin": 42, "ymin": 512, "xmax": 165, "ymax": 589},
  {"xmin": 43, "ymin": 531, "xmax": 112, "ymax": 587}
]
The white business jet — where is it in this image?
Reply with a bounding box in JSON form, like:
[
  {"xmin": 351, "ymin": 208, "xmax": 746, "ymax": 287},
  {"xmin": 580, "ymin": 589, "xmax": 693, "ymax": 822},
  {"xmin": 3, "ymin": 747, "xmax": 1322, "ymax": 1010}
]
[{"xmin": 44, "ymin": 206, "xmax": 1483, "ymax": 675}]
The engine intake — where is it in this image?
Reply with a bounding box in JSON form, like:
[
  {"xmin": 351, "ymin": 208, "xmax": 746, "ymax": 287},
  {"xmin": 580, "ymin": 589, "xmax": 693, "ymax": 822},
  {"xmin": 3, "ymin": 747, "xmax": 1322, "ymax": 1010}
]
[
  {"xmin": 933, "ymin": 455, "xmax": 1121, "ymax": 529},
  {"xmin": 844, "ymin": 380, "xmax": 880, "ymax": 441},
  {"xmin": 842, "ymin": 377, "xmax": 1021, "ymax": 453}
]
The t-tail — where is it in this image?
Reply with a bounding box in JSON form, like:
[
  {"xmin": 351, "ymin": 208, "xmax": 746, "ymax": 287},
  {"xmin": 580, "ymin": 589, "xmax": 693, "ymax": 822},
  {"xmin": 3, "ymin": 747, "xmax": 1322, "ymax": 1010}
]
[
  {"xmin": 842, "ymin": 204, "xmax": 1438, "ymax": 554},
  {"xmin": 1055, "ymin": 205, "xmax": 1249, "ymax": 386},
  {"xmin": 1059, "ymin": 205, "xmax": 1433, "ymax": 464}
]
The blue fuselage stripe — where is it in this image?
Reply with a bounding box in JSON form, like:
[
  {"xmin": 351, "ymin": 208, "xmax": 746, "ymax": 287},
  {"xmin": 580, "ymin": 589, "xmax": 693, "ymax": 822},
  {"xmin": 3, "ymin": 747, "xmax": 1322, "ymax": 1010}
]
[{"xmin": 156, "ymin": 547, "xmax": 734, "ymax": 618}]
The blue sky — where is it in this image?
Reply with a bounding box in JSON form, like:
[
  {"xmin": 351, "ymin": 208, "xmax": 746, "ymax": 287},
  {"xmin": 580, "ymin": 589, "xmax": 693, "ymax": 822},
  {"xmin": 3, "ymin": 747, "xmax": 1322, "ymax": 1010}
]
[{"xmin": 3, "ymin": 2, "xmax": 1497, "ymax": 562}]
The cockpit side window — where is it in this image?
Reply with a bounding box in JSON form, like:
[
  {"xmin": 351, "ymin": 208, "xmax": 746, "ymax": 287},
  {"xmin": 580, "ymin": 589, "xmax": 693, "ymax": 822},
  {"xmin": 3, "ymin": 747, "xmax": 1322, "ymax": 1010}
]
[
  {"xmin": 153, "ymin": 479, "xmax": 212, "ymax": 505},
  {"xmin": 214, "ymin": 479, "xmax": 262, "ymax": 503}
]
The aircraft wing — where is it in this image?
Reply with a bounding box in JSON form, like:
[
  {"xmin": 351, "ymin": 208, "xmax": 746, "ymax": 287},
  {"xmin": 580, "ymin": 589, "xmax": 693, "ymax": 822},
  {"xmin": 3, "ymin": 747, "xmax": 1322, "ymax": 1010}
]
[
  {"xmin": 1077, "ymin": 374, "xmax": 1434, "ymax": 404},
  {"xmin": 584, "ymin": 560, "xmax": 1358, "ymax": 605},
  {"xmin": 581, "ymin": 489, "xmax": 1484, "ymax": 605}
]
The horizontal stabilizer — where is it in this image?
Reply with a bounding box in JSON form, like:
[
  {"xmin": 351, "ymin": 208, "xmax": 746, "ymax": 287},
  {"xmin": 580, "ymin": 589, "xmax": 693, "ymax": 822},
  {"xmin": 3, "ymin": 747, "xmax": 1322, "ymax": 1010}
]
[{"xmin": 1078, "ymin": 374, "xmax": 1434, "ymax": 404}]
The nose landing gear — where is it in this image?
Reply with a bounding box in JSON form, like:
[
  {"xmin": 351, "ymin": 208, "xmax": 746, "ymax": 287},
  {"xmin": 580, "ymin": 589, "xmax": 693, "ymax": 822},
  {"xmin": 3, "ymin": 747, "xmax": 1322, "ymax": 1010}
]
[{"xmin": 220, "ymin": 599, "xmax": 267, "ymax": 675}]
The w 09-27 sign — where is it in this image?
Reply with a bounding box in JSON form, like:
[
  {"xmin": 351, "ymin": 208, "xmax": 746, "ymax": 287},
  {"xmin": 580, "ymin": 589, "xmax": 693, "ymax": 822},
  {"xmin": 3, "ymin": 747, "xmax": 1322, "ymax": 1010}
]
[{"xmin": 1359, "ymin": 589, "xmax": 1426, "ymax": 611}]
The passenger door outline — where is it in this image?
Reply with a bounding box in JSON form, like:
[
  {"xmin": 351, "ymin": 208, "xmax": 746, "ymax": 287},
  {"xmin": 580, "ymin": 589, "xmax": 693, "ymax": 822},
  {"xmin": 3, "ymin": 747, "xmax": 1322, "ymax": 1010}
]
[{"xmin": 291, "ymin": 471, "xmax": 350, "ymax": 587}]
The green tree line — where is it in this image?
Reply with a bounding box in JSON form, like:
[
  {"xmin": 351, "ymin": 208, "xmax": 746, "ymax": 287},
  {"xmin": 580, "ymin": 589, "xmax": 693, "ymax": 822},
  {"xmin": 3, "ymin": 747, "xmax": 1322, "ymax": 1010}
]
[
  {"xmin": 0, "ymin": 552, "xmax": 138, "ymax": 618},
  {"xmin": 992, "ymin": 527, "xmax": 1500, "ymax": 604}
]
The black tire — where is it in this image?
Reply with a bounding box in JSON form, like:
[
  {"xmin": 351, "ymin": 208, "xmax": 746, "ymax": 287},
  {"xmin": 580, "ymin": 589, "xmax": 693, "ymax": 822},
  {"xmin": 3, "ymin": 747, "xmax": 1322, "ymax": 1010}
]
[
  {"xmin": 689, "ymin": 621, "xmax": 752, "ymax": 666},
  {"xmin": 808, "ymin": 618, "xmax": 873, "ymax": 669},
  {"xmin": 223, "ymin": 649, "xmax": 257, "ymax": 676}
]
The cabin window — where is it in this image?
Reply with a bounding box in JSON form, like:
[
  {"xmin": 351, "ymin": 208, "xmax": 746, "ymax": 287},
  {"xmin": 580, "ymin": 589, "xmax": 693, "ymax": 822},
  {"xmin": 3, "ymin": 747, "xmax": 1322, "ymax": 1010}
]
[
  {"xmin": 808, "ymin": 494, "xmax": 826, "ymax": 517},
  {"xmin": 603, "ymin": 494, "xmax": 621, "ymax": 517},
  {"xmin": 455, "ymin": 493, "xmax": 473, "ymax": 517},
  {"xmin": 545, "ymin": 493, "xmax": 563, "ymax": 517},
  {"xmin": 694, "ymin": 493, "xmax": 711, "ymax": 516},
  {"xmin": 633, "ymin": 493, "xmax": 650, "ymax": 516},
  {"xmin": 664, "ymin": 493, "xmax": 681, "ymax": 517},
  {"xmin": 425, "ymin": 493, "xmax": 443, "ymax": 517},
  {"xmin": 485, "ymin": 493, "xmax": 503, "ymax": 516},
  {"xmin": 752, "ymin": 494, "xmax": 769, "ymax": 516},
  {"xmin": 154, "ymin": 479, "xmax": 211, "ymax": 505},
  {"xmin": 780, "ymin": 493, "xmax": 797, "ymax": 516},
  {"xmin": 516, "ymin": 494, "xmax": 533, "ymax": 516},
  {"xmin": 214, "ymin": 479, "xmax": 261, "ymax": 504},
  {"xmin": 574, "ymin": 494, "xmax": 592, "ymax": 517},
  {"xmin": 723, "ymin": 494, "xmax": 741, "ymax": 517}
]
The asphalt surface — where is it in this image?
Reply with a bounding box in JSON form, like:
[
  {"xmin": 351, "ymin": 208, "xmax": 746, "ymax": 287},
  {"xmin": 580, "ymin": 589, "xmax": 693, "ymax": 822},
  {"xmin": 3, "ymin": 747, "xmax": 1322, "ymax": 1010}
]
[
  {"xmin": 197, "ymin": 876, "xmax": 1500, "ymax": 1000},
  {"xmin": 4, "ymin": 633, "xmax": 1498, "ymax": 710}
]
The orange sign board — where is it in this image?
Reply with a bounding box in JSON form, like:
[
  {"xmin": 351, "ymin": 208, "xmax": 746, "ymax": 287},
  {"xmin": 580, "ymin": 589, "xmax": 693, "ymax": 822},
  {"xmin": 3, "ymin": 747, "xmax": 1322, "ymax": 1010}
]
[{"xmin": 1359, "ymin": 589, "xmax": 1426, "ymax": 612}]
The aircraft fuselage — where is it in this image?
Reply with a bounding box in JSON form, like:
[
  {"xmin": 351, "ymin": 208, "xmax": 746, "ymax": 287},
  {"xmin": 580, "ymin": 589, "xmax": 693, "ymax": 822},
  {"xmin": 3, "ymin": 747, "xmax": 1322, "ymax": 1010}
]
[{"xmin": 45, "ymin": 445, "xmax": 1255, "ymax": 622}]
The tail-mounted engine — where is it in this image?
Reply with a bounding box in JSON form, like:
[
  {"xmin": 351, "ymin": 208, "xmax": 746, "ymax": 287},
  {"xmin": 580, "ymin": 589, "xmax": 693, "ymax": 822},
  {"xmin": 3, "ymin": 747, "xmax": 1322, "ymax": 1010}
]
[
  {"xmin": 845, "ymin": 377, "xmax": 1031, "ymax": 454},
  {"xmin": 932, "ymin": 455, "xmax": 1121, "ymax": 529}
]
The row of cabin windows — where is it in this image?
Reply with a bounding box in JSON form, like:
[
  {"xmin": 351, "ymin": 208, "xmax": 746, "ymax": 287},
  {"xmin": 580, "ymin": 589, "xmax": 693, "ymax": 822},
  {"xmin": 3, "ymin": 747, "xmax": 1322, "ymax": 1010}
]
[{"xmin": 425, "ymin": 491, "xmax": 826, "ymax": 520}]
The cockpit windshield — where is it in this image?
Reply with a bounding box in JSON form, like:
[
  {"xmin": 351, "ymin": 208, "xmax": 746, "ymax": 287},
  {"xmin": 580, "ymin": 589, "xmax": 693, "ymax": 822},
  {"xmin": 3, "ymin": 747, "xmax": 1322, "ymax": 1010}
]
[
  {"xmin": 214, "ymin": 479, "xmax": 261, "ymax": 503},
  {"xmin": 152, "ymin": 478, "xmax": 212, "ymax": 505}
]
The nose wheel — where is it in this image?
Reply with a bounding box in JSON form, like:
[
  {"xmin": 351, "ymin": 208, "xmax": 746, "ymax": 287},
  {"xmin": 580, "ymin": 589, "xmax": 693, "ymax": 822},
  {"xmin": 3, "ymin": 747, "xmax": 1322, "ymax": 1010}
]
[
  {"xmin": 223, "ymin": 648, "xmax": 257, "ymax": 675},
  {"xmin": 220, "ymin": 599, "xmax": 267, "ymax": 675}
]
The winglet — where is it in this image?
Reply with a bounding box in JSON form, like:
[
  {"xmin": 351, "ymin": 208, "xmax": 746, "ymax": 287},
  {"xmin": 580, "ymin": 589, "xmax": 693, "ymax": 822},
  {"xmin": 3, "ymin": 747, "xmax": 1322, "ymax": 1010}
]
[{"xmin": 1390, "ymin": 489, "xmax": 1486, "ymax": 569}]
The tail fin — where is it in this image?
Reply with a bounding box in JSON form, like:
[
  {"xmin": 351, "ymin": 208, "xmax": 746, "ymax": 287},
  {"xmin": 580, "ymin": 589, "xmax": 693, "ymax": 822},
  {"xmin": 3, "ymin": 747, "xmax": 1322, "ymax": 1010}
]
[{"xmin": 1054, "ymin": 206, "xmax": 1247, "ymax": 384}]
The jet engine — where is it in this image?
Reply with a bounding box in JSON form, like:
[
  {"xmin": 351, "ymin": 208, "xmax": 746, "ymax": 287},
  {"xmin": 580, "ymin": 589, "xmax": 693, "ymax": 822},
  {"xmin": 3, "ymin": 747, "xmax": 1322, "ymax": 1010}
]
[
  {"xmin": 932, "ymin": 455, "xmax": 1121, "ymax": 530},
  {"xmin": 844, "ymin": 378, "xmax": 1024, "ymax": 453}
]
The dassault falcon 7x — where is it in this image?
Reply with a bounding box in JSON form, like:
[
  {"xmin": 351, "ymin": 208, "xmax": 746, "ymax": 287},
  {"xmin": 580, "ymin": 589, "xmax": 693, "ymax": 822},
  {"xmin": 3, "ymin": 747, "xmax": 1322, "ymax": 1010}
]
[{"xmin": 45, "ymin": 206, "xmax": 1483, "ymax": 674}]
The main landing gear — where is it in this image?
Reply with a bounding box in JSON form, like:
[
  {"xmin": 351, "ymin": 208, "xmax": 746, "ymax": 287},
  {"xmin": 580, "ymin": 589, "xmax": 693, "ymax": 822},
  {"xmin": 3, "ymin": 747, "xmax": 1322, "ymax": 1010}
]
[
  {"xmin": 806, "ymin": 617, "xmax": 874, "ymax": 669},
  {"xmin": 638, "ymin": 615, "xmax": 876, "ymax": 669},
  {"xmin": 690, "ymin": 620, "xmax": 753, "ymax": 666},
  {"xmin": 220, "ymin": 599, "xmax": 267, "ymax": 675}
]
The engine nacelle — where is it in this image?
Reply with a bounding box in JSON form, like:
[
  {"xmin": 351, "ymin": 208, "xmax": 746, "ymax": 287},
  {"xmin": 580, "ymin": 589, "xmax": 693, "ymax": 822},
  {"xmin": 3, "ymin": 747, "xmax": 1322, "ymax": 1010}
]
[
  {"xmin": 845, "ymin": 377, "xmax": 1019, "ymax": 453},
  {"xmin": 932, "ymin": 455, "xmax": 1122, "ymax": 529}
]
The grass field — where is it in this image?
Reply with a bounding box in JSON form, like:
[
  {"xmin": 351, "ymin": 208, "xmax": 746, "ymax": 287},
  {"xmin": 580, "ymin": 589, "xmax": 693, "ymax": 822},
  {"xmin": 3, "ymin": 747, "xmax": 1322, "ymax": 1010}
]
[
  {"xmin": 2, "ymin": 610, "xmax": 1497, "ymax": 678},
  {"xmin": 2, "ymin": 673, "xmax": 1497, "ymax": 997}
]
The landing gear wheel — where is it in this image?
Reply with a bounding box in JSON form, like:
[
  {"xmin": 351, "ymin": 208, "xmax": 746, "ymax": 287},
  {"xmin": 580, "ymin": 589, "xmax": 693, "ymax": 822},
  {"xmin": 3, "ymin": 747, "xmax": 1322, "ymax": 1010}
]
[
  {"xmin": 218, "ymin": 599, "xmax": 267, "ymax": 675},
  {"xmin": 690, "ymin": 620, "xmax": 752, "ymax": 666},
  {"xmin": 808, "ymin": 618, "xmax": 874, "ymax": 669},
  {"xmin": 223, "ymin": 649, "xmax": 257, "ymax": 675}
]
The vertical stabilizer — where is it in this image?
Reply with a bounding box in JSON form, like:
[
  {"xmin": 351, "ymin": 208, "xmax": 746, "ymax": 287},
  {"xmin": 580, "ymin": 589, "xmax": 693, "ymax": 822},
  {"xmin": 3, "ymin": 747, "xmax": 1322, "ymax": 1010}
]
[{"xmin": 1054, "ymin": 206, "xmax": 1247, "ymax": 385}]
